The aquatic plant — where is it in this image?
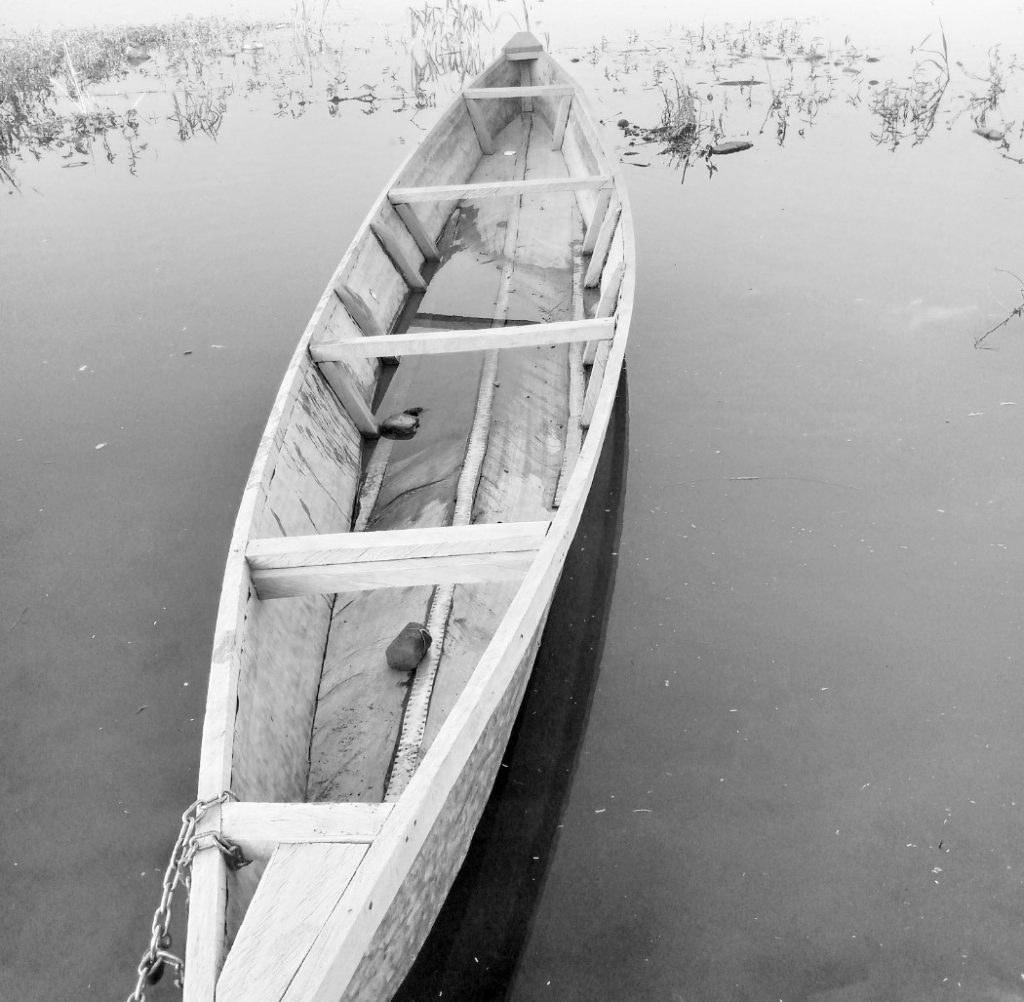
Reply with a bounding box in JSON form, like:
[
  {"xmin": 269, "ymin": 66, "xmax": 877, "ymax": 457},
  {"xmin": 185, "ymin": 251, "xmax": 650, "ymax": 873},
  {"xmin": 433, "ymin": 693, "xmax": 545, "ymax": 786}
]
[
  {"xmin": 869, "ymin": 23, "xmax": 950, "ymax": 149},
  {"xmin": 974, "ymin": 270, "xmax": 1024, "ymax": 349}
]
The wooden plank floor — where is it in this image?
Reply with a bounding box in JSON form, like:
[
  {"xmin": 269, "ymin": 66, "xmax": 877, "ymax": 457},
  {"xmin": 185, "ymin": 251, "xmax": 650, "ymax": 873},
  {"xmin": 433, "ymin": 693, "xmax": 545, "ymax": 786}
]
[{"xmin": 307, "ymin": 110, "xmax": 582, "ymax": 800}]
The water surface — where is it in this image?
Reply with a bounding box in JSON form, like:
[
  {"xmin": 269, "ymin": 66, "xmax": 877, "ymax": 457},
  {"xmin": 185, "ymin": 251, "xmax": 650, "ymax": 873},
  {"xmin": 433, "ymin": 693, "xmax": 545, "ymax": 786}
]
[{"xmin": 2, "ymin": 2, "xmax": 1023, "ymax": 1000}]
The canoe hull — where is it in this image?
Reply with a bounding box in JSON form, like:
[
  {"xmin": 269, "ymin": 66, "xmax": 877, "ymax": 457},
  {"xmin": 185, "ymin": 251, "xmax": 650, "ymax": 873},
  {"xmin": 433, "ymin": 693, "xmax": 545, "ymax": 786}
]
[{"xmin": 183, "ymin": 29, "xmax": 635, "ymax": 1002}]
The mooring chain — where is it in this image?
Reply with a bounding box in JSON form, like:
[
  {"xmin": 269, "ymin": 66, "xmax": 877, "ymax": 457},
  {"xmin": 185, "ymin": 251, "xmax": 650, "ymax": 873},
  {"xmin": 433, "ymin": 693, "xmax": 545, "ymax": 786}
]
[{"xmin": 126, "ymin": 790, "xmax": 248, "ymax": 1002}]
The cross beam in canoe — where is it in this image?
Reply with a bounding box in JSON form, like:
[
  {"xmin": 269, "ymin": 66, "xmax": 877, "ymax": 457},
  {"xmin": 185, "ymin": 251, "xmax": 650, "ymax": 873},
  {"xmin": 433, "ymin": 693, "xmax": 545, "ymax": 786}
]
[
  {"xmin": 311, "ymin": 317, "xmax": 614, "ymax": 362},
  {"xmin": 246, "ymin": 521, "xmax": 550, "ymax": 599},
  {"xmin": 387, "ymin": 175, "xmax": 613, "ymax": 204},
  {"xmin": 212, "ymin": 802, "xmax": 394, "ymax": 857},
  {"xmin": 462, "ymin": 85, "xmax": 574, "ymax": 99}
]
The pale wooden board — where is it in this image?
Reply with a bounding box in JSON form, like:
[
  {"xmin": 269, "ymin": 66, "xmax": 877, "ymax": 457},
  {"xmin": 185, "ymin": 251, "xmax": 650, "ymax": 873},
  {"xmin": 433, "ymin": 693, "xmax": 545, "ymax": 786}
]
[
  {"xmin": 251, "ymin": 363, "xmax": 360, "ymax": 538},
  {"xmin": 311, "ymin": 316, "xmax": 613, "ymax": 360},
  {"xmin": 463, "ymin": 96, "xmax": 494, "ymax": 154},
  {"xmin": 247, "ymin": 520, "xmax": 549, "ymax": 568},
  {"xmin": 389, "ymin": 175, "xmax": 611, "ymax": 203},
  {"xmin": 463, "ymin": 85, "xmax": 573, "ymax": 99},
  {"xmin": 215, "ymin": 842, "xmax": 367, "ymax": 1002},
  {"xmin": 230, "ymin": 592, "xmax": 332, "ymax": 801},
  {"xmin": 251, "ymin": 549, "xmax": 534, "ymax": 599},
  {"xmin": 584, "ymin": 202, "xmax": 622, "ymax": 288},
  {"xmin": 369, "ymin": 221, "xmax": 426, "ymax": 292},
  {"xmin": 230, "ymin": 360, "xmax": 361, "ymax": 807},
  {"xmin": 220, "ymin": 802, "xmax": 394, "ymax": 861},
  {"xmin": 551, "ymin": 94, "xmax": 572, "ymax": 150},
  {"xmin": 306, "ymin": 585, "xmax": 433, "ymax": 802}
]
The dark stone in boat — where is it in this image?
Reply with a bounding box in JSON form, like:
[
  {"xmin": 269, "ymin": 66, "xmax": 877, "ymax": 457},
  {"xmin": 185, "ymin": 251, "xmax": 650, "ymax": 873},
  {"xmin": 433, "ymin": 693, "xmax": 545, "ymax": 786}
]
[
  {"xmin": 710, "ymin": 140, "xmax": 754, "ymax": 155},
  {"xmin": 386, "ymin": 623, "xmax": 432, "ymax": 671},
  {"xmin": 380, "ymin": 407, "xmax": 424, "ymax": 438}
]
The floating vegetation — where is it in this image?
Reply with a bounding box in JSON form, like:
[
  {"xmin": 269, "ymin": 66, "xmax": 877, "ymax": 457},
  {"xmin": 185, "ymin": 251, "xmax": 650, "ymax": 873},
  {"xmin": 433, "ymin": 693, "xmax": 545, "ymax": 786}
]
[
  {"xmin": 590, "ymin": 17, "xmax": 1021, "ymax": 183},
  {"xmin": 1, "ymin": 2, "xmax": 539, "ymax": 189}
]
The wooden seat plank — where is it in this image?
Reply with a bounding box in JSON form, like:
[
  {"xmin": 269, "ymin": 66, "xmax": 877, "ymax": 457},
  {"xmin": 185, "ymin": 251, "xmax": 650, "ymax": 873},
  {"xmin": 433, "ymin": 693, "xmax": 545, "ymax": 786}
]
[
  {"xmin": 388, "ymin": 175, "xmax": 612, "ymax": 204},
  {"xmin": 250, "ymin": 550, "xmax": 535, "ymax": 600},
  {"xmin": 463, "ymin": 85, "xmax": 574, "ymax": 99},
  {"xmin": 216, "ymin": 802, "xmax": 393, "ymax": 859},
  {"xmin": 246, "ymin": 520, "xmax": 550, "ymax": 570},
  {"xmin": 311, "ymin": 317, "xmax": 614, "ymax": 362}
]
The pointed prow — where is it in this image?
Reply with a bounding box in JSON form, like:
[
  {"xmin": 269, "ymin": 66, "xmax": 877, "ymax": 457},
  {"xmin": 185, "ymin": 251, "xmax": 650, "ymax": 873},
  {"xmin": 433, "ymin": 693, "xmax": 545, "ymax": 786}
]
[{"xmin": 502, "ymin": 31, "xmax": 544, "ymax": 60}]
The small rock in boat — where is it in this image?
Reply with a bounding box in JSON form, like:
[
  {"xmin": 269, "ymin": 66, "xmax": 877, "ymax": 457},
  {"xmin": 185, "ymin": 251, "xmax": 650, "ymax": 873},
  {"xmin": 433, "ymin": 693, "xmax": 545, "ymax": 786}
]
[
  {"xmin": 386, "ymin": 622, "xmax": 432, "ymax": 671},
  {"xmin": 380, "ymin": 406, "xmax": 424, "ymax": 438},
  {"xmin": 710, "ymin": 140, "xmax": 754, "ymax": 155}
]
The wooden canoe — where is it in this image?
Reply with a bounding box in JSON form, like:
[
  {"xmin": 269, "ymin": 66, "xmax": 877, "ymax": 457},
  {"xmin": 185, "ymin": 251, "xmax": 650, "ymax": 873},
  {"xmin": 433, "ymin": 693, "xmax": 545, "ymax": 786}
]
[{"xmin": 182, "ymin": 31, "xmax": 634, "ymax": 1002}]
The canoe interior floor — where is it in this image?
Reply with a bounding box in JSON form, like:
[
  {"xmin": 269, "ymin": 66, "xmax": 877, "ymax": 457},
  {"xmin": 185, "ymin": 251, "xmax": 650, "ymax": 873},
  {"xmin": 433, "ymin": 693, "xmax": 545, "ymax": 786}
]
[{"xmin": 305, "ymin": 110, "xmax": 583, "ymax": 804}]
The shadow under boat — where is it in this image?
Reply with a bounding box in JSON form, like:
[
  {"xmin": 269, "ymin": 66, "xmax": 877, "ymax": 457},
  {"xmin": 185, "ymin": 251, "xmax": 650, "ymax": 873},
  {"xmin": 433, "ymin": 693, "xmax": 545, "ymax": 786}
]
[{"xmin": 394, "ymin": 372, "xmax": 630, "ymax": 1001}]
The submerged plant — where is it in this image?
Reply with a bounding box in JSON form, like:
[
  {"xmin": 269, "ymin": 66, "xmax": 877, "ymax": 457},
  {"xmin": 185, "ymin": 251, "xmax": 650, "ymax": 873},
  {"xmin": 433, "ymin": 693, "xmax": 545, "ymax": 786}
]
[{"xmin": 974, "ymin": 269, "xmax": 1024, "ymax": 349}]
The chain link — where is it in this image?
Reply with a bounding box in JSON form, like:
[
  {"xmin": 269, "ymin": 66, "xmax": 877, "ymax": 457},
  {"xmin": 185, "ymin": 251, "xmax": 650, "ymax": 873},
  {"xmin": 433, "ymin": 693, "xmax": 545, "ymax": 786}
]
[{"xmin": 125, "ymin": 791, "xmax": 235, "ymax": 1002}]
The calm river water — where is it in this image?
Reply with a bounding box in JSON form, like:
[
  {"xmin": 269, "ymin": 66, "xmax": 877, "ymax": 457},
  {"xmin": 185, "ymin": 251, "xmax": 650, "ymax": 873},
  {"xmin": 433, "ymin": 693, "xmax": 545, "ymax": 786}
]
[{"xmin": 2, "ymin": 1, "xmax": 1023, "ymax": 1000}]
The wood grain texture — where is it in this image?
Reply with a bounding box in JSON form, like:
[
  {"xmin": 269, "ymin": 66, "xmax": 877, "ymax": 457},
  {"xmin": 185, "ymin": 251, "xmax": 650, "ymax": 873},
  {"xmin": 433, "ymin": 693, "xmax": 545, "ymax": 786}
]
[
  {"xmin": 389, "ymin": 175, "xmax": 612, "ymax": 204},
  {"xmin": 216, "ymin": 843, "xmax": 367, "ymax": 1002},
  {"xmin": 463, "ymin": 85, "xmax": 573, "ymax": 99},
  {"xmin": 385, "ymin": 112, "xmax": 534, "ymax": 800},
  {"xmin": 369, "ymin": 222, "xmax": 427, "ymax": 292},
  {"xmin": 187, "ymin": 36, "xmax": 637, "ymax": 1002},
  {"xmin": 463, "ymin": 96, "xmax": 494, "ymax": 154},
  {"xmin": 250, "ymin": 549, "xmax": 534, "ymax": 599},
  {"xmin": 551, "ymin": 94, "xmax": 572, "ymax": 150},
  {"xmin": 247, "ymin": 521, "xmax": 548, "ymax": 568},
  {"xmin": 251, "ymin": 363, "xmax": 360, "ymax": 539},
  {"xmin": 311, "ymin": 316, "xmax": 613, "ymax": 361},
  {"xmin": 583, "ymin": 202, "xmax": 621, "ymax": 288},
  {"xmin": 219, "ymin": 802, "xmax": 393, "ymax": 859}
]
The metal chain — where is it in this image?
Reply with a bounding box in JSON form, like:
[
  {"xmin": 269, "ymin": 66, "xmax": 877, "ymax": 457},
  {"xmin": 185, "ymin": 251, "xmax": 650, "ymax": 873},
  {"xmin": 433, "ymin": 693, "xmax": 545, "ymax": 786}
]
[{"xmin": 125, "ymin": 791, "xmax": 235, "ymax": 1002}]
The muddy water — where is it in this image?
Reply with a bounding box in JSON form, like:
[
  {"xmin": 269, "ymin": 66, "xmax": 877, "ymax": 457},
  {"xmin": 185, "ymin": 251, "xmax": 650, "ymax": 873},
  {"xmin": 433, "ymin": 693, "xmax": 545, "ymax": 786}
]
[{"xmin": 2, "ymin": 2, "xmax": 1023, "ymax": 1000}]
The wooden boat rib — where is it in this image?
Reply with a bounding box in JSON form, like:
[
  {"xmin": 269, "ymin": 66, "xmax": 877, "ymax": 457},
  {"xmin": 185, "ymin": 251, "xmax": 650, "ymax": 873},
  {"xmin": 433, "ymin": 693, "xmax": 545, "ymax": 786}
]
[{"xmin": 182, "ymin": 31, "xmax": 634, "ymax": 1002}]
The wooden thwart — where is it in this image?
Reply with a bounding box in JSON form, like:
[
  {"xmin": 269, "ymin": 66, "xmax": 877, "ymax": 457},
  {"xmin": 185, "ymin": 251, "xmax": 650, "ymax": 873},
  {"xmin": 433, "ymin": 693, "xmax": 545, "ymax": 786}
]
[
  {"xmin": 388, "ymin": 175, "xmax": 612, "ymax": 204},
  {"xmin": 216, "ymin": 802, "xmax": 393, "ymax": 856},
  {"xmin": 311, "ymin": 317, "xmax": 614, "ymax": 362},
  {"xmin": 463, "ymin": 85, "xmax": 574, "ymax": 99},
  {"xmin": 247, "ymin": 521, "xmax": 550, "ymax": 599}
]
